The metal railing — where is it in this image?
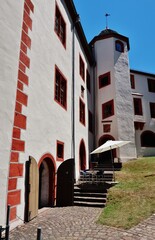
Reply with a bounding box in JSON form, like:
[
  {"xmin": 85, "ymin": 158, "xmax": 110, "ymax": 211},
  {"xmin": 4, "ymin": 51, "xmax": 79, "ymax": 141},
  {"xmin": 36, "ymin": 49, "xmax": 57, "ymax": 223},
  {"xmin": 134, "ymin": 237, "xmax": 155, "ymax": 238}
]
[{"xmin": 79, "ymin": 170, "xmax": 114, "ymax": 184}]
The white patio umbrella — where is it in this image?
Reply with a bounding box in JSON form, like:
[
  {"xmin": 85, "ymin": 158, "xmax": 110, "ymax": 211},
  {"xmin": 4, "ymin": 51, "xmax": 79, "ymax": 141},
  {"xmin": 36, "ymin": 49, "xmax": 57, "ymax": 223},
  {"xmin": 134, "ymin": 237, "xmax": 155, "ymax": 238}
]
[
  {"xmin": 90, "ymin": 140, "xmax": 131, "ymax": 181},
  {"xmin": 90, "ymin": 140, "xmax": 131, "ymax": 154}
]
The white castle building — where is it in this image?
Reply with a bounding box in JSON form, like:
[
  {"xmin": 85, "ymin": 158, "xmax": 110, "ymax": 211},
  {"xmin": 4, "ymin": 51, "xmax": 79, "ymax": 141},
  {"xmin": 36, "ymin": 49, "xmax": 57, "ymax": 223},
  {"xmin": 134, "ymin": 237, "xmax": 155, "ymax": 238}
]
[{"xmin": 0, "ymin": 0, "xmax": 155, "ymax": 228}]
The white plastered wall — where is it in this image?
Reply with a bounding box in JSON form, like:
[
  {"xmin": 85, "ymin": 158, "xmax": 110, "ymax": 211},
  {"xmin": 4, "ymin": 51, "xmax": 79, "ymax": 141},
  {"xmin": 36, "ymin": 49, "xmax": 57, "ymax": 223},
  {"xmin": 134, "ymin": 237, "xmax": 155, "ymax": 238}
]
[{"xmin": 0, "ymin": 0, "xmax": 24, "ymax": 225}]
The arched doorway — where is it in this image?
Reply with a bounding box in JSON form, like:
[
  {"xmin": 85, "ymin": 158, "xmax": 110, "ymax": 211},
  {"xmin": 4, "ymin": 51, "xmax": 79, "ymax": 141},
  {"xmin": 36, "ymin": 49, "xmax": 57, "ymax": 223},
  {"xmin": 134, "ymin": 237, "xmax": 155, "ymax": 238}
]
[
  {"xmin": 79, "ymin": 140, "xmax": 86, "ymax": 170},
  {"xmin": 38, "ymin": 154, "xmax": 56, "ymax": 209},
  {"xmin": 98, "ymin": 135, "xmax": 116, "ymax": 164}
]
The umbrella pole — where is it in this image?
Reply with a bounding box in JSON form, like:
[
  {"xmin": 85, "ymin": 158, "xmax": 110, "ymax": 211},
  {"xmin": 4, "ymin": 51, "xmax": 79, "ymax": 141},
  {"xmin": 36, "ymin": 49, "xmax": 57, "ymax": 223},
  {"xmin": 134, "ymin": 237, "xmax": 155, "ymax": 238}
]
[{"xmin": 110, "ymin": 147, "xmax": 115, "ymax": 182}]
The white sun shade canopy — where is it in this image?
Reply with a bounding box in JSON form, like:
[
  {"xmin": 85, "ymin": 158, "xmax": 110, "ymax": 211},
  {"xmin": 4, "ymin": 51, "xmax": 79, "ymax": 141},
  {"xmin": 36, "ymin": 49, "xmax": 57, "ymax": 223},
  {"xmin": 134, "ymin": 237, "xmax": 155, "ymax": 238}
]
[{"xmin": 90, "ymin": 140, "xmax": 131, "ymax": 154}]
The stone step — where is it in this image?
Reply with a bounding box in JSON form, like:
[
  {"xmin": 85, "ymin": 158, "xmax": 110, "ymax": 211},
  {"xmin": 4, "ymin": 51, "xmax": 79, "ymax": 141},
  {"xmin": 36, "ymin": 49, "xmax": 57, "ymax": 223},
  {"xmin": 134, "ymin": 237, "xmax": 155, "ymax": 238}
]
[
  {"xmin": 74, "ymin": 196, "xmax": 107, "ymax": 203},
  {"xmin": 74, "ymin": 201, "xmax": 106, "ymax": 208},
  {"xmin": 74, "ymin": 187, "xmax": 107, "ymax": 194},
  {"xmin": 74, "ymin": 191, "xmax": 107, "ymax": 198}
]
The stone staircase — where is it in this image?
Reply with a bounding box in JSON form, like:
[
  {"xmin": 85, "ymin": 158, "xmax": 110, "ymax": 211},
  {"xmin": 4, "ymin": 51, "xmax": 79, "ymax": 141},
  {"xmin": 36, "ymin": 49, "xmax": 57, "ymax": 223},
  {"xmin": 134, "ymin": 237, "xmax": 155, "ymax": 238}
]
[
  {"xmin": 74, "ymin": 186, "xmax": 108, "ymax": 208},
  {"xmin": 73, "ymin": 165, "xmax": 119, "ymax": 208}
]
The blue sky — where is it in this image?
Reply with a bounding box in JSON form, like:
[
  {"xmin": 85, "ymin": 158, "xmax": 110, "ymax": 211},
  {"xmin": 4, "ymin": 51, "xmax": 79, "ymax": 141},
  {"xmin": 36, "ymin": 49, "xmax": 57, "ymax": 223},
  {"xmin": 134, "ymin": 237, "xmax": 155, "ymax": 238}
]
[{"xmin": 73, "ymin": 0, "xmax": 155, "ymax": 74}]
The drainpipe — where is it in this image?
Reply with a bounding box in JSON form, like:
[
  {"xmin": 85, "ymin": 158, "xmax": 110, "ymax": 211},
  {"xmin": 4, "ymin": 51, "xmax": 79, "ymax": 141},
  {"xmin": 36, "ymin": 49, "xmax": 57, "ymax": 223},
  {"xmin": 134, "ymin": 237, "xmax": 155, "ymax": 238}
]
[{"xmin": 71, "ymin": 15, "xmax": 80, "ymax": 168}]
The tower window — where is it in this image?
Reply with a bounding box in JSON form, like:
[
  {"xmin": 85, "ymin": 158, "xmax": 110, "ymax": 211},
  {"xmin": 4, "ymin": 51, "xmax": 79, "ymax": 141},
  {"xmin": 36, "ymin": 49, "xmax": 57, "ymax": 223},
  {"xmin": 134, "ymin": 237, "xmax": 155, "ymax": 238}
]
[
  {"xmin": 115, "ymin": 40, "xmax": 124, "ymax": 52},
  {"xmin": 102, "ymin": 100, "xmax": 114, "ymax": 119},
  {"xmin": 99, "ymin": 72, "xmax": 110, "ymax": 89}
]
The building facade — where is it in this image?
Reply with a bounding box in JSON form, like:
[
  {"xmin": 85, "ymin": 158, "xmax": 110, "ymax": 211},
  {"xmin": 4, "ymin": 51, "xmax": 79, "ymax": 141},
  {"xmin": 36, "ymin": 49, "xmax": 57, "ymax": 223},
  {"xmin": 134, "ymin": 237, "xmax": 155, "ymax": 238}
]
[{"xmin": 0, "ymin": 0, "xmax": 155, "ymax": 228}]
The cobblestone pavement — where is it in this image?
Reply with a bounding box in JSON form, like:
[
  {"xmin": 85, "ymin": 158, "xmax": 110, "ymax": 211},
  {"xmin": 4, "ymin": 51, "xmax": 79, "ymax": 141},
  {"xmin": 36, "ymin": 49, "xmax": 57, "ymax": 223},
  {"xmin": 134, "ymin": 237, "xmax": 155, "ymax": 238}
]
[{"xmin": 9, "ymin": 207, "xmax": 155, "ymax": 240}]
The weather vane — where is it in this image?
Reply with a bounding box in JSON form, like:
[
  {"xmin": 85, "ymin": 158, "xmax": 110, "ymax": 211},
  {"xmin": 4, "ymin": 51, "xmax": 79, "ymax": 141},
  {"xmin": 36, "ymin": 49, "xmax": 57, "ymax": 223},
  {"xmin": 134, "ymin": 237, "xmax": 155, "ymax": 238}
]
[{"xmin": 105, "ymin": 13, "xmax": 110, "ymax": 29}]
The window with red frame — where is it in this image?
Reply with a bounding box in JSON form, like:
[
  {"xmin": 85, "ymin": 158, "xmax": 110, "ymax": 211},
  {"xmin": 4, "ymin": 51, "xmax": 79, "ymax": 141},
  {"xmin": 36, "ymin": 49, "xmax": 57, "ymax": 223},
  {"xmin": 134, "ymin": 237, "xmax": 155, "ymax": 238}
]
[
  {"xmin": 148, "ymin": 78, "xmax": 155, "ymax": 92},
  {"xmin": 150, "ymin": 102, "xmax": 155, "ymax": 118},
  {"xmin": 86, "ymin": 70, "xmax": 91, "ymax": 92},
  {"xmin": 103, "ymin": 124, "xmax": 111, "ymax": 133},
  {"xmin": 133, "ymin": 98, "xmax": 143, "ymax": 115},
  {"xmin": 89, "ymin": 110, "xmax": 93, "ymax": 133},
  {"xmin": 56, "ymin": 141, "xmax": 64, "ymax": 161},
  {"xmin": 99, "ymin": 72, "xmax": 110, "ymax": 89},
  {"xmin": 55, "ymin": 4, "xmax": 66, "ymax": 47},
  {"xmin": 55, "ymin": 66, "xmax": 67, "ymax": 109},
  {"xmin": 115, "ymin": 40, "xmax": 124, "ymax": 52},
  {"xmin": 102, "ymin": 100, "xmax": 114, "ymax": 119},
  {"xmin": 79, "ymin": 55, "xmax": 85, "ymax": 81},
  {"xmin": 130, "ymin": 74, "xmax": 135, "ymax": 89},
  {"xmin": 79, "ymin": 98, "xmax": 85, "ymax": 125}
]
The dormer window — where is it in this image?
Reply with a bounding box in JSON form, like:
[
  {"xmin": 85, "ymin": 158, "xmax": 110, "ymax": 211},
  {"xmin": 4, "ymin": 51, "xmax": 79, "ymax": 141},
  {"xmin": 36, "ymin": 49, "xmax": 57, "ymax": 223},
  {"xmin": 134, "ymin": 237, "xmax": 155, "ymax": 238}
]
[{"xmin": 115, "ymin": 40, "xmax": 124, "ymax": 52}]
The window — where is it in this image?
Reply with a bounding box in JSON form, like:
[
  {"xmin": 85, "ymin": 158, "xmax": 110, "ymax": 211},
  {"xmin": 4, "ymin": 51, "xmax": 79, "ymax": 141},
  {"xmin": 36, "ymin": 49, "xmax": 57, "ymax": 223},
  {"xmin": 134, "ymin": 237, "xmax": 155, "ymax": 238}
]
[
  {"xmin": 79, "ymin": 55, "xmax": 85, "ymax": 81},
  {"xmin": 133, "ymin": 98, "xmax": 143, "ymax": 115},
  {"xmin": 103, "ymin": 124, "xmax": 111, "ymax": 133},
  {"xmin": 56, "ymin": 140, "xmax": 64, "ymax": 161},
  {"xmin": 89, "ymin": 111, "xmax": 93, "ymax": 133},
  {"xmin": 99, "ymin": 72, "xmax": 110, "ymax": 89},
  {"xmin": 55, "ymin": 4, "xmax": 66, "ymax": 47},
  {"xmin": 102, "ymin": 100, "xmax": 114, "ymax": 119},
  {"xmin": 150, "ymin": 102, "xmax": 155, "ymax": 118},
  {"xmin": 130, "ymin": 74, "xmax": 135, "ymax": 89},
  {"xmin": 115, "ymin": 40, "xmax": 124, "ymax": 52},
  {"xmin": 148, "ymin": 78, "xmax": 155, "ymax": 92},
  {"xmin": 86, "ymin": 70, "xmax": 91, "ymax": 92},
  {"xmin": 141, "ymin": 131, "xmax": 155, "ymax": 147},
  {"xmin": 55, "ymin": 66, "xmax": 67, "ymax": 109},
  {"xmin": 79, "ymin": 98, "xmax": 85, "ymax": 125}
]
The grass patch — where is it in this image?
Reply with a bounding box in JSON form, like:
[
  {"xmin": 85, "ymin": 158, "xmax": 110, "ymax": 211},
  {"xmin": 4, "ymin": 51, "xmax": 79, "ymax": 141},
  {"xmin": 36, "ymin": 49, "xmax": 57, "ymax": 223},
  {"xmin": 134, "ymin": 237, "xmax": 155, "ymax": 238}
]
[{"xmin": 98, "ymin": 157, "xmax": 155, "ymax": 229}]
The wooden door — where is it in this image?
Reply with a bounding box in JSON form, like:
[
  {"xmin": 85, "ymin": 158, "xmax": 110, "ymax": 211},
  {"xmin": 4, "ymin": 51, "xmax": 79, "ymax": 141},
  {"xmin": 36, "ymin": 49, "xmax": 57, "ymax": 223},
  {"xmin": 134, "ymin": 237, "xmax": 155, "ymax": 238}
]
[{"xmin": 25, "ymin": 156, "xmax": 39, "ymax": 222}]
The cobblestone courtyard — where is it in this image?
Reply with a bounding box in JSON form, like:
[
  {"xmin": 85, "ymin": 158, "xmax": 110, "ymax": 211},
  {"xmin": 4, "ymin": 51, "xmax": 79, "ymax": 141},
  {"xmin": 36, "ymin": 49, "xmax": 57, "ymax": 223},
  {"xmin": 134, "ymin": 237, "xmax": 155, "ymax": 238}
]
[{"xmin": 9, "ymin": 206, "xmax": 155, "ymax": 240}]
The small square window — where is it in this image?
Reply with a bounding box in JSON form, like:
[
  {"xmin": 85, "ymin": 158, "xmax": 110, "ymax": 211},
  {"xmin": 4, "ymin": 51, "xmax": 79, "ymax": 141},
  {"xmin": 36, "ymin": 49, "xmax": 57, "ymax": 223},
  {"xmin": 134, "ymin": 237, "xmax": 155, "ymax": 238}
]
[
  {"xmin": 57, "ymin": 141, "xmax": 64, "ymax": 161},
  {"xmin": 99, "ymin": 72, "xmax": 110, "ymax": 89},
  {"xmin": 103, "ymin": 124, "xmax": 111, "ymax": 133}
]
